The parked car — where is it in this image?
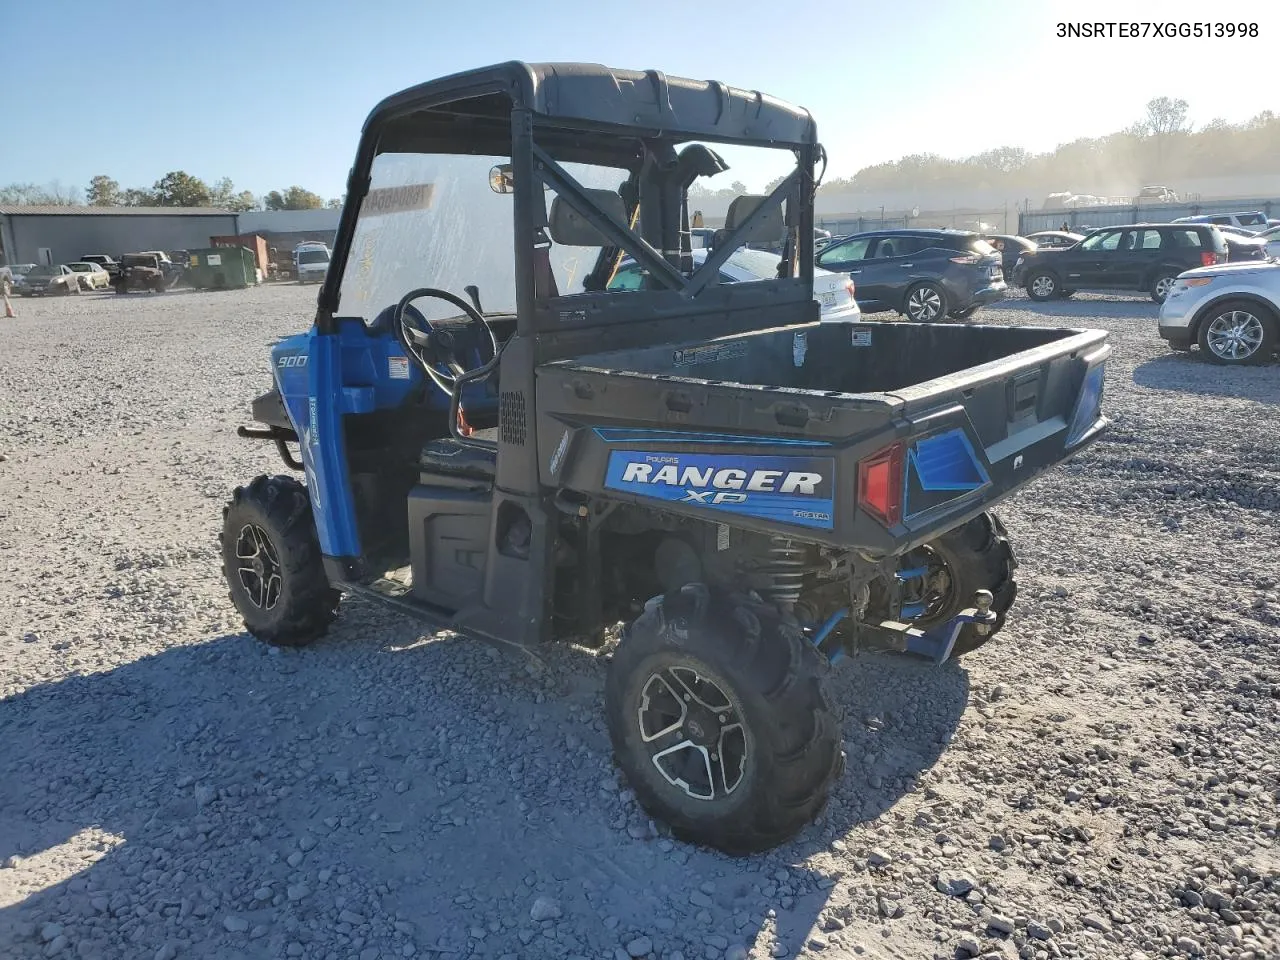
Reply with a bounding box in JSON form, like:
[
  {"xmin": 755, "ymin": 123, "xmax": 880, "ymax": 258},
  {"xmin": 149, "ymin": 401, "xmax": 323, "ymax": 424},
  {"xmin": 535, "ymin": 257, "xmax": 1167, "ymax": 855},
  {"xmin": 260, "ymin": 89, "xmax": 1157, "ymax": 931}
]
[
  {"xmin": 67, "ymin": 262, "xmax": 113, "ymax": 290},
  {"xmin": 1015, "ymin": 223, "xmax": 1228, "ymax": 304},
  {"xmin": 79, "ymin": 254, "xmax": 120, "ymax": 278},
  {"xmin": 112, "ymin": 254, "xmax": 168, "ymax": 293},
  {"xmin": 815, "ymin": 229, "xmax": 1005, "ymax": 321},
  {"xmin": 294, "ymin": 242, "xmax": 331, "ymax": 283},
  {"xmin": 1253, "ymin": 224, "xmax": 1280, "ymax": 259},
  {"xmin": 1023, "ymin": 231, "xmax": 1084, "ymax": 250},
  {"xmin": 1137, "ymin": 185, "xmax": 1179, "ymax": 203},
  {"xmin": 19, "ymin": 264, "xmax": 82, "ymax": 296},
  {"xmin": 985, "ymin": 235, "xmax": 1037, "ymax": 280},
  {"xmin": 1223, "ymin": 233, "xmax": 1269, "ymax": 263},
  {"xmin": 5, "ymin": 263, "xmax": 37, "ymax": 293},
  {"xmin": 1173, "ymin": 211, "xmax": 1269, "ymax": 234},
  {"xmin": 609, "ymin": 247, "xmax": 861, "ymax": 322},
  {"xmin": 1159, "ymin": 262, "xmax": 1279, "ymax": 365}
]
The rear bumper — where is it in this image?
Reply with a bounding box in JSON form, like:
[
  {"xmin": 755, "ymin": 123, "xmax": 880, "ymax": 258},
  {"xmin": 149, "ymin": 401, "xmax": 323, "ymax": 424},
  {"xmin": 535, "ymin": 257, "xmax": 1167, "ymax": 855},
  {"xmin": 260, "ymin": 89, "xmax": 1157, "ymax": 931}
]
[{"xmin": 967, "ymin": 282, "xmax": 1008, "ymax": 307}]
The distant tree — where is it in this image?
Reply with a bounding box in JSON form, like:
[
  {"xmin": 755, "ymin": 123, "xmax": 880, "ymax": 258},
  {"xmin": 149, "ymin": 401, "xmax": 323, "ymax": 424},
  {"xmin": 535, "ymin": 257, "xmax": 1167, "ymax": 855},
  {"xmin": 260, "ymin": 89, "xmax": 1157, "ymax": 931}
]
[
  {"xmin": 325, "ymin": 196, "xmax": 344, "ymax": 209},
  {"xmin": 264, "ymin": 186, "xmax": 324, "ymax": 211},
  {"xmin": 0, "ymin": 181, "xmax": 79, "ymax": 205},
  {"xmin": 121, "ymin": 187, "xmax": 159, "ymax": 207},
  {"xmin": 86, "ymin": 175, "xmax": 120, "ymax": 206},
  {"xmin": 208, "ymin": 177, "xmax": 258, "ymax": 212},
  {"xmin": 1143, "ymin": 96, "xmax": 1190, "ymax": 136},
  {"xmin": 152, "ymin": 170, "xmax": 212, "ymax": 207}
]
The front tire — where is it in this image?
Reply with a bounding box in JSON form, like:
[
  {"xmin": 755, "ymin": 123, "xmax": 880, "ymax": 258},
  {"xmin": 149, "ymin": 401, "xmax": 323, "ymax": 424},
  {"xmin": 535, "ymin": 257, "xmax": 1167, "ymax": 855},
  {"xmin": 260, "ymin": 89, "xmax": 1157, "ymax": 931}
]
[
  {"xmin": 897, "ymin": 512, "xmax": 1017, "ymax": 657},
  {"xmin": 220, "ymin": 475, "xmax": 339, "ymax": 646},
  {"xmin": 904, "ymin": 282, "xmax": 947, "ymax": 322},
  {"xmin": 1196, "ymin": 299, "xmax": 1276, "ymax": 365},
  {"xmin": 606, "ymin": 585, "xmax": 843, "ymax": 854},
  {"xmin": 1026, "ymin": 272, "xmax": 1058, "ymax": 301}
]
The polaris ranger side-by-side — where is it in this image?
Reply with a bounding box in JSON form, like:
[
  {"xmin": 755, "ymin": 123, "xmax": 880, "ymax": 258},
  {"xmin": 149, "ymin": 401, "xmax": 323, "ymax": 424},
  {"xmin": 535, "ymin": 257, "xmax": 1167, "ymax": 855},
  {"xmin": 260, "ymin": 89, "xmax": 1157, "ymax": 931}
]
[{"xmin": 223, "ymin": 62, "xmax": 1110, "ymax": 853}]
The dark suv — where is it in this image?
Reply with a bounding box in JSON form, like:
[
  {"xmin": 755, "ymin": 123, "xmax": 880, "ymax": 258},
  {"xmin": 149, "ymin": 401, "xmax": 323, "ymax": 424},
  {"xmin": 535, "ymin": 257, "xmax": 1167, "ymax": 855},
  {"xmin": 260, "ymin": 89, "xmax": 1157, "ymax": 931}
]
[
  {"xmin": 1015, "ymin": 223, "xmax": 1228, "ymax": 304},
  {"xmin": 815, "ymin": 229, "xmax": 1006, "ymax": 321}
]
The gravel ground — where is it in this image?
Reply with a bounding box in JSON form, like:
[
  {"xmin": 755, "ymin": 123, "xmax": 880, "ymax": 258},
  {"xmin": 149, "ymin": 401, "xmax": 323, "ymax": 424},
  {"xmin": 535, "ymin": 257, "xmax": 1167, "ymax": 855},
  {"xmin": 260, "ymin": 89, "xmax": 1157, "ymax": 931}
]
[{"xmin": 0, "ymin": 285, "xmax": 1276, "ymax": 960}]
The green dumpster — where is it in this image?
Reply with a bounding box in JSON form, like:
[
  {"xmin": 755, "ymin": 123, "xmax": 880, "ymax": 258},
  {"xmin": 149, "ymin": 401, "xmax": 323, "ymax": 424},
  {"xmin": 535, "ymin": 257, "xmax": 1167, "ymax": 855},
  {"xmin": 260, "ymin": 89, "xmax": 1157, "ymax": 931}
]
[{"xmin": 186, "ymin": 246, "xmax": 257, "ymax": 290}]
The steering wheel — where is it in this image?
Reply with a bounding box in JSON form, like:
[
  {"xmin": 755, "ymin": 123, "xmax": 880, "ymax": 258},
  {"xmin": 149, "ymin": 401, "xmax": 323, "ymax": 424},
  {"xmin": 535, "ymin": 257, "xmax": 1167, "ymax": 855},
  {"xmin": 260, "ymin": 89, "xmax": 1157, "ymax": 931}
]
[{"xmin": 393, "ymin": 287, "xmax": 501, "ymax": 397}]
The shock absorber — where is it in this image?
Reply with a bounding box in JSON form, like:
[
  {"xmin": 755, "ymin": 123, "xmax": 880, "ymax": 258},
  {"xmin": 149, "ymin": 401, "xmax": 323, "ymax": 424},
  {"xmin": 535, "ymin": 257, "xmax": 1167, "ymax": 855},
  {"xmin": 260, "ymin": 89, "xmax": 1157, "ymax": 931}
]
[{"xmin": 761, "ymin": 537, "xmax": 806, "ymax": 609}]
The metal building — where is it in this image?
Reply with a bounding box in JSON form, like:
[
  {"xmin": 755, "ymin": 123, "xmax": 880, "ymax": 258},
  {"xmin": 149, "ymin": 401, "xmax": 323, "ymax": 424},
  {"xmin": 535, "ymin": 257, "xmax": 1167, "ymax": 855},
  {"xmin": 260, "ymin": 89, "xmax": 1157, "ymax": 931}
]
[{"xmin": 0, "ymin": 206, "xmax": 239, "ymax": 266}]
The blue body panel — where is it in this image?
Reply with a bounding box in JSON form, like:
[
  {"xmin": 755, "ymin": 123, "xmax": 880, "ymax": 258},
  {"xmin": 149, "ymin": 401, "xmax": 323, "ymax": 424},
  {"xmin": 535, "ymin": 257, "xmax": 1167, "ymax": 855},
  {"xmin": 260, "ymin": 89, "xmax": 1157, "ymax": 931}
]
[{"xmin": 268, "ymin": 319, "xmax": 498, "ymax": 562}]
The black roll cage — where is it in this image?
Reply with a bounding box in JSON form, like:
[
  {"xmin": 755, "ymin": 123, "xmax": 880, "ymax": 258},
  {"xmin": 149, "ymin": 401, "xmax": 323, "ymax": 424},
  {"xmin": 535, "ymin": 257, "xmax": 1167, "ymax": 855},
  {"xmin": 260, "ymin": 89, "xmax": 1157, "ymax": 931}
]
[{"xmin": 317, "ymin": 64, "xmax": 820, "ymax": 353}]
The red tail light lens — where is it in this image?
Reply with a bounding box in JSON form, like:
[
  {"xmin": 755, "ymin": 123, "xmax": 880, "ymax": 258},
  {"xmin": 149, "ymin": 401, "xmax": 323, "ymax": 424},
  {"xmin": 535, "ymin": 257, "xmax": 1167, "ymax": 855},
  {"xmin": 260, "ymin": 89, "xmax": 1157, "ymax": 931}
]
[
  {"xmin": 950, "ymin": 254, "xmax": 980, "ymax": 264},
  {"xmin": 1201, "ymin": 251, "xmax": 1215, "ymax": 267},
  {"xmin": 845, "ymin": 280, "xmax": 856, "ymax": 298},
  {"xmin": 857, "ymin": 442, "xmax": 904, "ymax": 527}
]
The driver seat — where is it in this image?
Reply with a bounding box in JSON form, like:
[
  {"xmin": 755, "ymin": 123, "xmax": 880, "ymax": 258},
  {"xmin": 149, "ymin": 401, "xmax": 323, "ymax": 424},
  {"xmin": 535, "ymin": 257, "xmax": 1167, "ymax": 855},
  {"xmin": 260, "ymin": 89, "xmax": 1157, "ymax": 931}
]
[{"xmin": 418, "ymin": 428, "xmax": 498, "ymax": 481}]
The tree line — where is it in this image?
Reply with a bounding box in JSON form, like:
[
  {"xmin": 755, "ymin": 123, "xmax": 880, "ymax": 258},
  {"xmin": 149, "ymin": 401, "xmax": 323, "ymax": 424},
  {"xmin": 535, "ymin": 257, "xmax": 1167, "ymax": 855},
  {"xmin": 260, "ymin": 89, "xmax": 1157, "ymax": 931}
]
[
  {"xmin": 0, "ymin": 172, "xmax": 341, "ymax": 212},
  {"xmin": 815, "ymin": 99, "xmax": 1280, "ymax": 200}
]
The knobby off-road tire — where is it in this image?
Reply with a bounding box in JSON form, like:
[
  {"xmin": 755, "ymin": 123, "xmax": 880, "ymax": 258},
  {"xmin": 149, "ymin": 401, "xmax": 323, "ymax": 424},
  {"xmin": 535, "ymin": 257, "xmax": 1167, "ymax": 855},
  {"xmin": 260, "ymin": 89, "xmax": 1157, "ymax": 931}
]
[
  {"xmin": 220, "ymin": 475, "xmax": 339, "ymax": 647},
  {"xmin": 907, "ymin": 511, "xmax": 1018, "ymax": 657},
  {"xmin": 606, "ymin": 584, "xmax": 844, "ymax": 855}
]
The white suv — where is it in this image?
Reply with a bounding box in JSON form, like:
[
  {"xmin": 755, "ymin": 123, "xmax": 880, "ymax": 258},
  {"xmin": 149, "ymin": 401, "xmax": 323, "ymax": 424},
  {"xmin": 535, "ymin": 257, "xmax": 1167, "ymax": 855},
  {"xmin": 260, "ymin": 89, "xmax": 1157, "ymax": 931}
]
[{"xmin": 1159, "ymin": 262, "xmax": 1279, "ymax": 365}]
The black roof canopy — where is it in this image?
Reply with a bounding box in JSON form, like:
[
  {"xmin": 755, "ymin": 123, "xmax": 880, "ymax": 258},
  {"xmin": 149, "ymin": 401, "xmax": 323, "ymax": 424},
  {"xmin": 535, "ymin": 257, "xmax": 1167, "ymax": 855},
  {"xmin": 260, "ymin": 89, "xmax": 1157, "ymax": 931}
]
[{"xmin": 367, "ymin": 61, "xmax": 816, "ymax": 152}]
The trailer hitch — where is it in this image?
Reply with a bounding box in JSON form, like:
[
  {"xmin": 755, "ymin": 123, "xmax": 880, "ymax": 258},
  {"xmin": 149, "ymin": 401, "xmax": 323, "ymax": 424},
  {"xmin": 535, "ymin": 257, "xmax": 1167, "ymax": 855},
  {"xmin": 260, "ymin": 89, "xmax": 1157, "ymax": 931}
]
[{"xmin": 873, "ymin": 589, "xmax": 996, "ymax": 664}]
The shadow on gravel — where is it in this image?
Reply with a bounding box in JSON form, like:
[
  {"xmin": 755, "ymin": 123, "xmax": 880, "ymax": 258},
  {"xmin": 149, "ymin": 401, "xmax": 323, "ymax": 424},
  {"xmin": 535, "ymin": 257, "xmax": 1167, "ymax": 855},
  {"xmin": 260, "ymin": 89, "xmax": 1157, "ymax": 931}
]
[
  {"xmin": 0, "ymin": 612, "xmax": 968, "ymax": 959},
  {"xmin": 1133, "ymin": 354, "xmax": 1280, "ymax": 402}
]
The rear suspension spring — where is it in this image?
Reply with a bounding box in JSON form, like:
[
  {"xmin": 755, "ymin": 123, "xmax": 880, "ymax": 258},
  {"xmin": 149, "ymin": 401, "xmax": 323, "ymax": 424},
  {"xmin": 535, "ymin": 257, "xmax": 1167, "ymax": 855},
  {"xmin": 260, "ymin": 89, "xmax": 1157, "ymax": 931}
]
[{"xmin": 761, "ymin": 538, "xmax": 807, "ymax": 609}]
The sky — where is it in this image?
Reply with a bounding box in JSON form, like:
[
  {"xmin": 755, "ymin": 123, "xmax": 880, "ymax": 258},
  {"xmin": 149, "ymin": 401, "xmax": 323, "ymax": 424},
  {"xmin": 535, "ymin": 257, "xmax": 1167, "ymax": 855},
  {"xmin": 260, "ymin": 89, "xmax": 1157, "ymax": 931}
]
[{"xmin": 4, "ymin": 0, "xmax": 1278, "ymax": 201}]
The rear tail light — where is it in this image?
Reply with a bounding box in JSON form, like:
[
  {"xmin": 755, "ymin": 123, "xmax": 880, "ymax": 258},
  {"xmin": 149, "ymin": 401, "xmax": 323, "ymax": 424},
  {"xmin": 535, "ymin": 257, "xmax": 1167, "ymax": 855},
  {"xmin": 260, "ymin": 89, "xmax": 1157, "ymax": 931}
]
[
  {"xmin": 950, "ymin": 254, "xmax": 981, "ymax": 264},
  {"xmin": 1201, "ymin": 251, "xmax": 1226, "ymax": 266},
  {"xmin": 857, "ymin": 442, "xmax": 904, "ymax": 527},
  {"xmin": 845, "ymin": 280, "xmax": 856, "ymax": 298}
]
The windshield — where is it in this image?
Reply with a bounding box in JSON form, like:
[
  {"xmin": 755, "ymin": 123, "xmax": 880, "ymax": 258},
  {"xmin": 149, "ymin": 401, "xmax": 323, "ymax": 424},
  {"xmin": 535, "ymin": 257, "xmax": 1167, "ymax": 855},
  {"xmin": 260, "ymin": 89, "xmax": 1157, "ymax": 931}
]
[
  {"xmin": 339, "ymin": 152, "xmax": 627, "ymax": 323},
  {"xmin": 29, "ymin": 266, "xmax": 56, "ymax": 277},
  {"xmin": 1238, "ymin": 213, "xmax": 1267, "ymax": 226},
  {"xmin": 297, "ymin": 250, "xmax": 329, "ymax": 264},
  {"xmin": 68, "ymin": 263, "xmax": 92, "ymax": 271}
]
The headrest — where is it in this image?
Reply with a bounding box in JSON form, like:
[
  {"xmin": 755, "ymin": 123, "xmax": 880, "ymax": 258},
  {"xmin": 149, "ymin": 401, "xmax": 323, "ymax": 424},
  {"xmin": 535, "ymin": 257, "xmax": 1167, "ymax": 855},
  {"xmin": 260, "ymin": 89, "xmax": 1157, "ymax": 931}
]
[
  {"xmin": 724, "ymin": 194, "xmax": 785, "ymax": 242},
  {"xmin": 548, "ymin": 189, "xmax": 627, "ymax": 246}
]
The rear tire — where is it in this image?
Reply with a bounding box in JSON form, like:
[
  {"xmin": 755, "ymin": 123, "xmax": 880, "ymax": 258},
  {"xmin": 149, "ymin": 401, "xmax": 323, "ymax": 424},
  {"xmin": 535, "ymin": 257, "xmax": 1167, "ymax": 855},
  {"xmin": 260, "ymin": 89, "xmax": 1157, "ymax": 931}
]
[
  {"xmin": 1026, "ymin": 272, "xmax": 1058, "ymax": 301},
  {"xmin": 606, "ymin": 584, "xmax": 843, "ymax": 854},
  {"xmin": 904, "ymin": 282, "xmax": 948, "ymax": 322},
  {"xmin": 1150, "ymin": 271, "xmax": 1178, "ymax": 304},
  {"xmin": 898, "ymin": 512, "xmax": 1017, "ymax": 657},
  {"xmin": 220, "ymin": 475, "xmax": 339, "ymax": 646},
  {"xmin": 1196, "ymin": 299, "xmax": 1276, "ymax": 365}
]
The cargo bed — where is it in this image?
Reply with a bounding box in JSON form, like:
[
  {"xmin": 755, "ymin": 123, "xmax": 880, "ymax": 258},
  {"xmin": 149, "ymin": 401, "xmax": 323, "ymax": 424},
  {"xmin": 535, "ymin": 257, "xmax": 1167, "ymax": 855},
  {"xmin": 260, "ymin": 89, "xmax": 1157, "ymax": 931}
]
[{"xmin": 537, "ymin": 321, "xmax": 1110, "ymax": 553}]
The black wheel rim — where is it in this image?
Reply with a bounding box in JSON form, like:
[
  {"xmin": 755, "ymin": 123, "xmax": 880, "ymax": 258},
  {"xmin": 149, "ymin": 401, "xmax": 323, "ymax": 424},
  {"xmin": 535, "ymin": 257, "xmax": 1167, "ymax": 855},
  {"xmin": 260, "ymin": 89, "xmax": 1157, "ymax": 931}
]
[
  {"xmin": 636, "ymin": 666, "xmax": 747, "ymax": 801},
  {"xmin": 900, "ymin": 546, "xmax": 955, "ymax": 621},
  {"xmin": 235, "ymin": 523, "xmax": 282, "ymax": 611}
]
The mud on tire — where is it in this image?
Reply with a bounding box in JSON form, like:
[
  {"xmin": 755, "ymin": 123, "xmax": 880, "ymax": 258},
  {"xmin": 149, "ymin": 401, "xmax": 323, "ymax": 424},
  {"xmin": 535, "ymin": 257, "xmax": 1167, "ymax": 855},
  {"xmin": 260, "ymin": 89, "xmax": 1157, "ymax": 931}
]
[
  {"xmin": 605, "ymin": 584, "xmax": 844, "ymax": 854},
  {"xmin": 220, "ymin": 475, "xmax": 339, "ymax": 646}
]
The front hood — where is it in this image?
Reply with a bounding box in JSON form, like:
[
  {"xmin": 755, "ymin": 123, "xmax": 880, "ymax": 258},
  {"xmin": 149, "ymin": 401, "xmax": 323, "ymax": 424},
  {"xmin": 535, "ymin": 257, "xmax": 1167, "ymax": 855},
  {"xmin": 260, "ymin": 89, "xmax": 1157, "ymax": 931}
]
[{"xmin": 1179, "ymin": 260, "xmax": 1280, "ymax": 280}]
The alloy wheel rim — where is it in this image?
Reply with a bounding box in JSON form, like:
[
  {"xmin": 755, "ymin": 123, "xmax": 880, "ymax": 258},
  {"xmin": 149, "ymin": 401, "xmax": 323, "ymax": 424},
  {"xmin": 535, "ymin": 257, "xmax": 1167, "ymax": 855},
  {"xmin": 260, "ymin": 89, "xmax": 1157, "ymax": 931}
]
[
  {"xmin": 1031, "ymin": 276, "xmax": 1055, "ymax": 298},
  {"xmin": 236, "ymin": 524, "xmax": 282, "ymax": 610},
  {"xmin": 1154, "ymin": 277, "xmax": 1174, "ymax": 300},
  {"xmin": 1206, "ymin": 311, "xmax": 1264, "ymax": 360},
  {"xmin": 636, "ymin": 666, "xmax": 747, "ymax": 802},
  {"xmin": 908, "ymin": 287, "xmax": 942, "ymax": 320}
]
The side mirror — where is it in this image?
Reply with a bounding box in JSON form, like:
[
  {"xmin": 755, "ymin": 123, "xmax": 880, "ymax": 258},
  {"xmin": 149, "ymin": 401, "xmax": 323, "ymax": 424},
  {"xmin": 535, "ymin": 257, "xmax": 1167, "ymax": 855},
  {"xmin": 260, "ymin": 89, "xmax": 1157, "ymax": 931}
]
[{"xmin": 489, "ymin": 164, "xmax": 515, "ymax": 195}]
